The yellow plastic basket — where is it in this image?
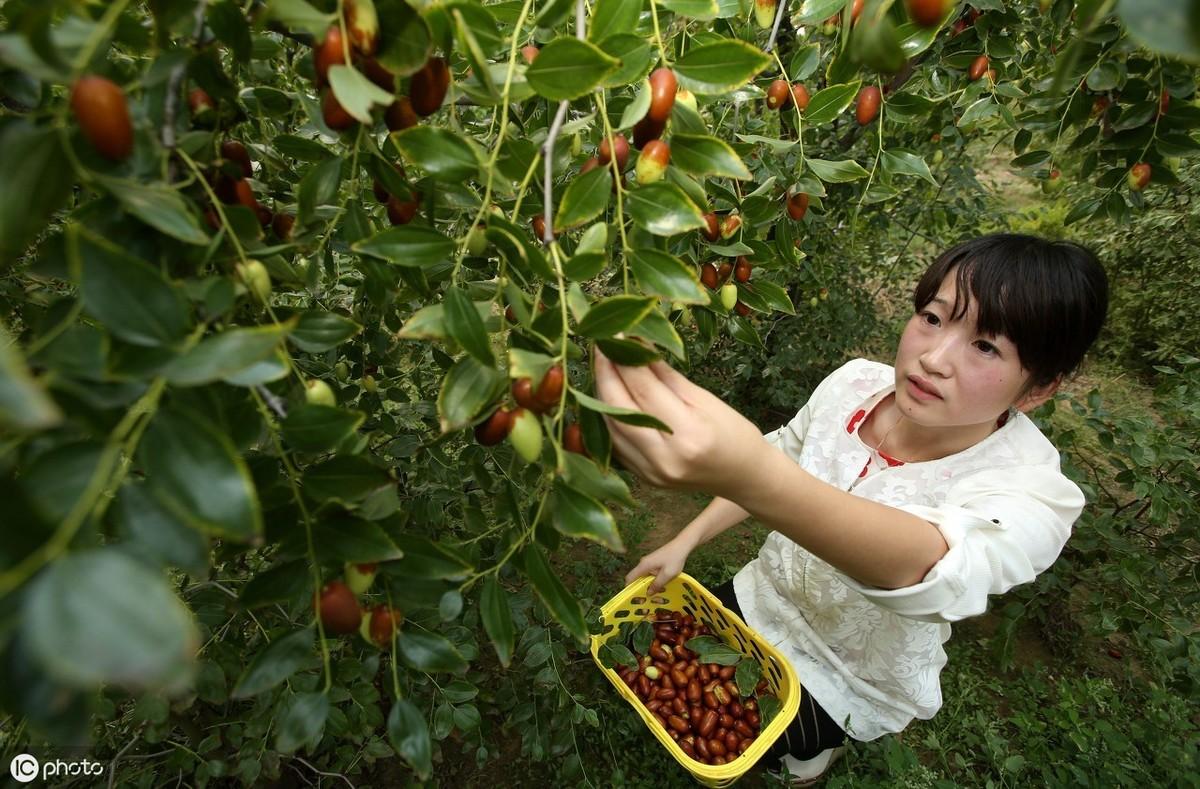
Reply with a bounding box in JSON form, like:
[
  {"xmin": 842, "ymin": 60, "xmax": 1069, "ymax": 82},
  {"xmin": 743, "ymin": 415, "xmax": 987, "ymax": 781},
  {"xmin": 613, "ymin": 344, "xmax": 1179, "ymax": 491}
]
[{"xmin": 590, "ymin": 572, "xmax": 802, "ymax": 787}]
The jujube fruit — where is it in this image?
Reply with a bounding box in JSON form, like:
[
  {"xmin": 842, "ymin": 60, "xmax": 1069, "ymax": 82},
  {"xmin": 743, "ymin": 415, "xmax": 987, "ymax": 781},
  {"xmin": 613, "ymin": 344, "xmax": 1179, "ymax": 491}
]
[
  {"xmin": 633, "ymin": 115, "xmax": 666, "ymax": 149},
  {"xmin": 70, "ymin": 76, "xmax": 134, "ymax": 161},
  {"xmin": 475, "ymin": 407, "xmax": 512, "ymax": 446},
  {"xmin": 787, "ymin": 192, "xmax": 809, "ymax": 221},
  {"xmin": 969, "ymin": 55, "xmax": 989, "ymax": 81},
  {"xmin": 856, "ymin": 86, "xmax": 881, "ymax": 125},
  {"xmin": 387, "ymin": 194, "xmax": 419, "ymax": 225},
  {"xmin": 535, "ymin": 365, "xmax": 565, "ymax": 409},
  {"xmin": 314, "ymin": 580, "xmax": 362, "ymax": 635},
  {"xmin": 531, "ymin": 213, "xmax": 548, "ymax": 240},
  {"xmin": 512, "ymin": 377, "xmax": 541, "ymax": 412},
  {"xmin": 344, "ymin": 0, "xmax": 379, "ymax": 56},
  {"xmin": 636, "ymin": 139, "xmax": 670, "ymax": 184},
  {"xmin": 719, "ymin": 213, "xmax": 741, "ymax": 239},
  {"xmin": 599, "ymin": 134, "xmax": 630, "ymax": 170},
  {"xmin": 367, "ymin": 604, "xmax": 404, "ymax": 648},
  {"xmin": 372, "ymin": 179, "xmax": 390, "ymax": 203},
  {"xmin": 273, "ymin": 213, "xmax": 295, "ymax": 240},
  {"xmin": 1041, "ymin": 169, "xmax": 1065, "ymax": 195},
  {"xmin": 766, "ymin": 79, "xmax": 791, "ymax": 111},
  {"xmin": 321, "ymin": 89, "xmax": 356, "ymax": 130},
  {"xmin": 700, "ymin": 264, "xmax": 719, "ymax": 290},
  {"xmin": 734, "ymin": 257, "xmax": 751, "ymax": 283},
  {"xmin": 754, "ymin": 0, "xmax": 777, "ymax": 29},
  {"xmin": 719, "ymin": 284, "xmax": 738, "ymax": 311},
  {"xmin": 237, "ymin": 261, "xmax": 271, "ymax": 303},
  {"xmin": 521, "ymin": 45, "xmax": 540, "ymax": 64},
  {"xmin": 580, "ymin": 157, "xmax": 602, "ymax": 175},
  {"xmin": 676, "ymin": 89, "xmax": 698, "ymax": 114},
  {"xmin": 233, "ymin": 179, "xmax": 259, "ymax": 213},
  {"xmin": 791, "ymin": 83, "xmax": 811, "ymax": 111},
  {"xmin": 221, "ymin": 140, "xmax": 253, "ymax": 178},
  {"xmin": 188, "ymin": 87, "xmax": 215, "ymax": 118},
  {"xmin": 508, "ymin": 408, "xmax": 543, "ymax": 463},
  {"xmin": 563, "ymin": 423, "xmax": 588, "ymax": 456},
  {"xmin": 1127, "ymin": 162, "xmax": 1151, "ymax": 191},
  {"xmin": 647, "ymin": 67, "xmax": 677, "ymax": 123},
  {"xmin": 314, "ymin": 26, "xmax": 348, "ymax": 87},
  {"xmin": 701, "ymin": 212, "xmax": 720, "ymax": 242},
  {"xmin": 345, "ymin": 562, "xmax": 377, "ymax": 595},
  {"xmin": 904, "ymin": 0, "xmax": 952, "ymax": 27},
  {"xmin": 385, "ymin": 97, "xmax": 419, "ymax": 131},
  {"xmin": 363, "ymin": 57, "xmax": 394, "ymax": 90},
  {"xmin": 410, "ymin": 56, "xmax": 450, "ymax": 117},
  {"xmin": 1158, "ymin": 89, "xmax": 1170, "ymax": 117},
  {"xmin": 304, "ymin": 378, "xmax": 336, "ymax": 406}
]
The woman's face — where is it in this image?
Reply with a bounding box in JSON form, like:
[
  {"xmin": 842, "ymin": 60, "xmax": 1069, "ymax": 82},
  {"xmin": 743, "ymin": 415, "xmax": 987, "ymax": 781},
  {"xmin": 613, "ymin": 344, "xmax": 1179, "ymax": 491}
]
[{"xmin": 894, "ymin": 270, "xmax": 1054, "ymax": 428}]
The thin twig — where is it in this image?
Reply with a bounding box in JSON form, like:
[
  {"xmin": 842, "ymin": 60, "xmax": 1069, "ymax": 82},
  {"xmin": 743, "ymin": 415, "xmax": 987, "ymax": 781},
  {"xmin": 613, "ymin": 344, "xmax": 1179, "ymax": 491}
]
[
  {"xmin": 293, "ymin": 756, "xmax": 357, "ymax": 789},
  {"xmin": 765, "ymin": 0, "xmax": 789, "ymax": 53},
  {"xmin": 256, "ymin": 384, "xmax": 288, "ymax": 419},
  {"xmin": 162, "ymin": 0, "xmax": 210, "ymax": 154},
  {"xmin": 540, "ymin": 0, "xmax": 588, "ymax": 244}
]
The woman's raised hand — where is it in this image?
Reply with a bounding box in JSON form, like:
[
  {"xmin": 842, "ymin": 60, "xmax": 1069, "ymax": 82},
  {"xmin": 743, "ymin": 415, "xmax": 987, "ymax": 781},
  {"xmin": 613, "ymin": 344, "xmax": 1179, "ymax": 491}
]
[{"xmin": 591, "ymin": 348, "xmax": 767, "ymax": 501}]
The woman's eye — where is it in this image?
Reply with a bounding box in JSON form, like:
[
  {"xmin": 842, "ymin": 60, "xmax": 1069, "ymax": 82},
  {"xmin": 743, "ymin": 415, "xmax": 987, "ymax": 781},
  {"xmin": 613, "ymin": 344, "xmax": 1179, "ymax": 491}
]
[
  {"xmin": 920, "ymin": 311, "xmax": 939, "ymax": 325},
  {"xmin": 976, "ymin": 341, "xmax": 997, "ymax": 354}
]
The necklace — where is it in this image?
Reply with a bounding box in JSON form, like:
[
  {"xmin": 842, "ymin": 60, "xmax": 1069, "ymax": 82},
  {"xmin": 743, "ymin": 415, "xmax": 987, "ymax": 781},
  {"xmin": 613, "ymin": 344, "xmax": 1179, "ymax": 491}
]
[{"xmin": 873, "ymin": 399, "xmax": 904, "ymax": 456}]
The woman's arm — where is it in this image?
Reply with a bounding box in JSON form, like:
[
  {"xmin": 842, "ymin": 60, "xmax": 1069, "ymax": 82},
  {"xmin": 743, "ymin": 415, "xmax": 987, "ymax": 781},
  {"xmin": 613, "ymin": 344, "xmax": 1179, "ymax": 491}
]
[
  {"xmin": 674, "ymin": 496, "xmax": 750, "ymax": 550},
  {"xmin": 595, "ymin": 351, "xmax": 947, "ymax": 590}
]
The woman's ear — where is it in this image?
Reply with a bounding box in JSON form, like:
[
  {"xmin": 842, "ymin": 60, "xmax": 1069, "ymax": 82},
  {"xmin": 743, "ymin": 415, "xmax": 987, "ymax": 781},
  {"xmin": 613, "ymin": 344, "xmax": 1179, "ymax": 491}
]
[{"xmin": 1013, "ymin": 375, "xmax": 1062, "ymax": 413}]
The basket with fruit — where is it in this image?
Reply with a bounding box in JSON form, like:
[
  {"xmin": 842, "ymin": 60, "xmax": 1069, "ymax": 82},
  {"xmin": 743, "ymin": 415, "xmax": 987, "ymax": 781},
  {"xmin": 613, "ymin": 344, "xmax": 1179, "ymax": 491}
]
[{"xmin": 590, "ymin": 573, "xmax": 800, "ymax": 786}]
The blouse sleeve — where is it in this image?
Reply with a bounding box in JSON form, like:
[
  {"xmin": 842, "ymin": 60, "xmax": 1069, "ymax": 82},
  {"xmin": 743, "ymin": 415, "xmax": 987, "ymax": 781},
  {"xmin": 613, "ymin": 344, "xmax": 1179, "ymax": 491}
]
[
  {"xmin": 761, "ymin": 358, "xmax": 868, "ymax": 458},
  {"xmin": 839, "ymin": 465, "xmax": 1086, "ymax": 624}
]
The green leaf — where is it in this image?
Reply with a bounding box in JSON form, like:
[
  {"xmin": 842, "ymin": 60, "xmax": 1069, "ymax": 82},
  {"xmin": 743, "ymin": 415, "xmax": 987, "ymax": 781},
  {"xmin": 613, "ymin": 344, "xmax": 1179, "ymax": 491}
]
[
  {"xmin": 741, "ymin": 280, "xmax": 795, "ymax": 315},
  {"xmin": 552, "ymin": 480, "xmax": 624, "ymax": 552},
  {"xmin": 312, "ymin": 518, "xmax": 404, "ymax": 563},
  {"xmin": 684, "ymin": 635, "xmax": 741, "ymax": 665},
  {"xmin": 298, "ymin": 156, "xmax": 343, "ymax": 225},
  {"xmin": 599, "ymin": 34, "xmax": 652, "ymax": 89},
  {"xmin": 659, "ymin": 0, "xmax": 719, "ymax": 20},
  {"xmin": 22, "ymin": 549, "xmax": 199, "ymax": 691},
  {"xmin": 572, "ymin": 389, "xmax": 672, "ymax": 431},
  {"xmin": 575, "ymin": 295, "xmax": 658, "ymax": 338},
  {"xmin": 0, "ymin": 325, "xmax": 62, "ymax": 432},
  {"xmin": 795, "ymin": 0, "xmax": 846, "ymax": 24},
  {"xmin": 390, "ymin": 534, "xmax": 473, "ymax": 580},
  {"xmin": 265, "ymin": 0, "xmax": 329, "ymax": 37},
  {"xmin": 632, "ymin": 308, "xmax": 687, "ymax": 361},
  {"xmin": 885, "ymin": 92, "xmax": 937, "ymax": 122},
  {"xmin": 880, "ymin": 150, "xmax": 937, "ymax": 185},
  {"xmin": 525, "ymin": 37, "xmax": 620, "ymax": 100},
  {"xmin": 209, "ymin": 1, "xmax": 252, "ymax": 62},
  {"xmin": 521, "ymin": 544, "xmax": 588, "ymax": 644},
  {"xmin": 289, "ymin": 311, "xmax": 362, "ymax": 351},
  {"xmin": 555, "ymin": 168, "xmax": 612, "ymax": 232},
  {"xmin": 958, "ymin": 97, "xmax": 998, "ymax": 130},
  {"xmin": 735, "ymin": 658, "xmax": 762, "ymax": 697},
  {"xmin": 397, "ymin": 300, "xmax": 495, "ymax": 342},
  {"xmin": 790, "ymin": 44, "xmax": 821, "ymax": 80},
  {"xmin": 618, "ymin": 79, "xmax": 652, "ymax": 129},
  {"xmin": 595, "ymin": 337, "xmax": 659, "ymax": 365},
  {"xmin": 849, "ymin": 12, "xmax": 904, "ymax": 74},
  {"xmin": 388, "ymin": 700, "xmax": 432, "ymax": 779},
  {"xmin": 562, "ymin": 452, "xmax": 635, "ymax": 506},
  {"xmin": 71, "ymin": 227, "xmax": 190, "ymax": 348},
  {"xmin": 232, "ymin": 628, "xmax": 319, "ymax": 698},
  {"xmin": 22, "ymin": 442, "xmax": 103, "ymax": 524},
  {"xmin": 397, "ymin": 630, "xmax": 469, "ymax": 673},
  {"xmin": 438, "ymin": 355, "xmax": 504, "ymax": 433},
  {"xmin": 1116, "ymin": 0, "xmax": 1200, "ymax": 63},
  {"xmin": 163, "ymin": 323, "xmax": 292, "ymax": 386},
  {"xmin": 803, "ymin": 81, "xmax": 861, "ymax": 126},
  {"xmin": 303, "ymin": 456, "xmax": 392, "ymax": 504},
  {"xmin": 353, "ymin": 225, "xmax": 456, "ymax": 267},
  {"xmin": 589, "ymin": 0, "xmax": 642, "ymax": 41},
  {"xmin": 480, "ymin": 577, "xmax": 515, "ymax": 667},
  {"xmin": 673, "ymin": 40, "xmax": 771, "ymax": 95},
  {"xmin": 670, "ymin": 134, "xmax": 752, "ymax": 180},
  {"xmin": 563, "ymin": 251, "xmax": 607, "ymax": 281},
  {"xmin": 806, "ymin": 157, "xmax": 871, "ymax": 183},
  {"xmin": 625, "ymin": 183, "xmax": 707, "ymax": 236},
  {"xmin": 282, "ymin": 404, "xmax": 365, "ymax": 451},
  {"xmin": 329, "ymin": 63, "xmax": 393, "ymax": 122},
  {"xmin": 443, "ymin": 285, "xmax": 494, "ymax": 365},
  {"xmin": 0, "ymin": 121, "xmax": 72, "ymax": 265},
  {"xmin": 275, "ymin": 691, "xmax": 328, "ymax": 755},
  {"xmin": 629, "ymin": 249, "xmax": 709, "ymax": 304},
  {"xmin": 140, "ymin": 408, "xmax": 263, "ymax": 540},
  {"xmin": 113, "ymin": 483, "xmax": 209, "ymax": 576},
  {"xmin": 392, "ymin": 126, "xmax": 482, "ymax": 181},
  {"xmin": 98, "ymin": 177, "xmax": 209, "ymax": 245},
  {"xmin": 376, "ymin": 0, "xmax": 433, "ymax": 76},
  {"xmin": 452, "ymin": 9, "xmax": 497, "ymax": 101}
]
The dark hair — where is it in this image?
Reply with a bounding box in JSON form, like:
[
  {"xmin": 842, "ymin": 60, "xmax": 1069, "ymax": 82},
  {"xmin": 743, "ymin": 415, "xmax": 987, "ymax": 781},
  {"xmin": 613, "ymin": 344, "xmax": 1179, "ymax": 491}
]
[{"xmin": 912, "ymin": 233, "xmax": 1109, "ymax": 394}]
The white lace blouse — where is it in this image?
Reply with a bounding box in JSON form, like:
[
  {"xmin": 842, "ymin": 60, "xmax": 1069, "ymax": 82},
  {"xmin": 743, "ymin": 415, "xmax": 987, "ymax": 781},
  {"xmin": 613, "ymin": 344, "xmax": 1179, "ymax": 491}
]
[{"xmin": 732, "ymin": 358, "xmax": 1085, "ymax": 741}]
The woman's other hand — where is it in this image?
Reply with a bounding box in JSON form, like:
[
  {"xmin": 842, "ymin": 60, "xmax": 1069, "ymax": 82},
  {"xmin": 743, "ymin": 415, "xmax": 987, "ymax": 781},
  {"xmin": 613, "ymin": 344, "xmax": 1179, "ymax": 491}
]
[{"xmin": 625, "ymin": 536, "xmax": 695, "ymax": 594}]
